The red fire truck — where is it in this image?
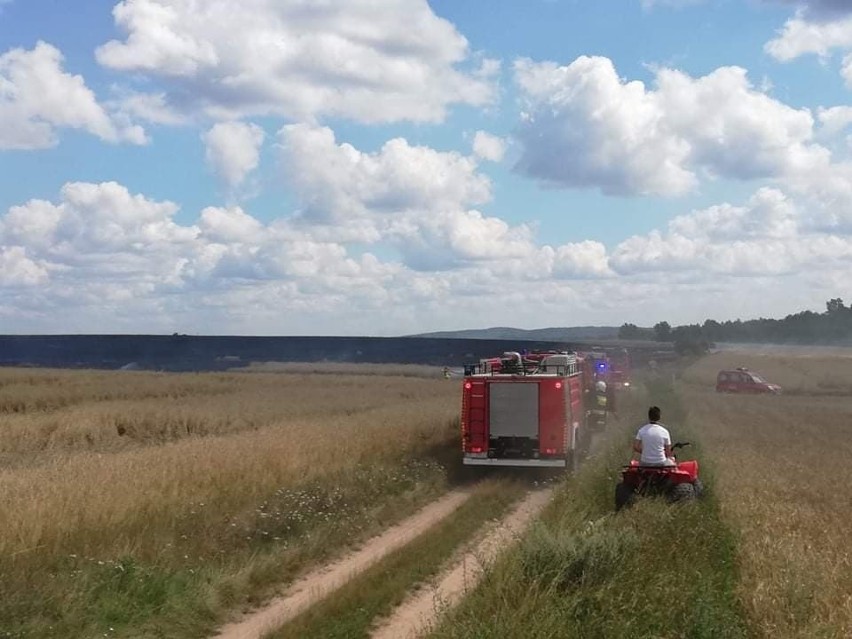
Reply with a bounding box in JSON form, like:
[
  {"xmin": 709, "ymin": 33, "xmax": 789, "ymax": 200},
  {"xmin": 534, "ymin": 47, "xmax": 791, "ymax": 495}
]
[
  {"xmin": 609, "ymin": 348, "xmax": 631, "ymax": 388},
  {"xmin": 577, "ymin": 348, "xmax": 631, "ymax": 390},
  {"xmin": 460, "ymin": 351, "xmax": 586, "ymax": 469}
]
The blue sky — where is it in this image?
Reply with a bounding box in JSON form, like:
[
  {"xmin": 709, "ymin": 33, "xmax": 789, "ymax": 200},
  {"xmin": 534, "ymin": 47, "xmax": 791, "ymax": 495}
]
[{"xmin": 1, "ymin": 0, "xmax": 852, "ymax": 334}]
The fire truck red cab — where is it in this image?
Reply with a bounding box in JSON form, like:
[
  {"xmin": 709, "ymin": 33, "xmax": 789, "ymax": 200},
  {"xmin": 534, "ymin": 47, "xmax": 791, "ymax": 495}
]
[{"xmin": 461, "ymin": 351, "xmax": 586, "ymax": 468}]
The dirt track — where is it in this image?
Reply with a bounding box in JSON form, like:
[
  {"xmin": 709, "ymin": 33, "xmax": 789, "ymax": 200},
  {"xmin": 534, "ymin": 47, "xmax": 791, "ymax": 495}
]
[
  {"xmin": 370, "ymin": 487, "xmax": 554, "ymax": 639},
  {"xmin": 211, "ymin": 488, "xmax": 473, "ymax": 639}
]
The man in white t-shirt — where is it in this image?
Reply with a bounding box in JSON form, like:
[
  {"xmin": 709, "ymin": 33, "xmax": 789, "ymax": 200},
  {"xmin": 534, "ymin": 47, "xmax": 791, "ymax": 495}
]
[{"xmin": 633, "ymin": 406, "xmax": 676, "ymax": 466}]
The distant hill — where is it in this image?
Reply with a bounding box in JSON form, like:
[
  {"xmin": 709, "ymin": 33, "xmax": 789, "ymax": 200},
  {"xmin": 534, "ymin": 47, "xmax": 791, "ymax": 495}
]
[{"xmin": 408, "ymin": 326, "xmax": 620, "ymax": 342}]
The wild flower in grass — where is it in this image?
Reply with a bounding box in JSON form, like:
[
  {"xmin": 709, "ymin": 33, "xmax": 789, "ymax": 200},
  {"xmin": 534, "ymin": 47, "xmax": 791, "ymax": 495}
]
[{"xmin": 205, "ymin": 458, "xmax": 446, "ymax": 552}]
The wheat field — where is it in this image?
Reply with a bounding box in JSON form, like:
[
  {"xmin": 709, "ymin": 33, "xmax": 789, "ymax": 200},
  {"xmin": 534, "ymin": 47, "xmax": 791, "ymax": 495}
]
[
  {"xmin": 0, "ymin": 365, "xmax": 459, "ymax": 636},
  {"xmin": 680, "ymin": 352, "xmax": 852, "ymax": 638},
  {"xmin": 681, "ymin": 348, "xmax": 852, "ymax": 395},
  {"xmin": 0, "ymin": 366, "xmax": 458, "ymax": 557}
]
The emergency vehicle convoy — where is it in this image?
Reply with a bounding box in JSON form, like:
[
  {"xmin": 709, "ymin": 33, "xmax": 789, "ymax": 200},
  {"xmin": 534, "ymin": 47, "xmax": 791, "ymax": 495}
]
[{"xmin": 460, "ymin": 350, "xmax": 617, "ymax": 469}]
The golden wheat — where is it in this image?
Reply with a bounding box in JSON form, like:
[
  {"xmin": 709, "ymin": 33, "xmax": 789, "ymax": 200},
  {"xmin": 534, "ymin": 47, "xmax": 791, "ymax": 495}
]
[
  {"xmin": 681, "ymin": 352, "xmax": 852, "ymax": 637},
  {"xmin": 0, "ymin": 367, "xmax": 458, "ymax": 568},
  {"xmin": 681, "ymin": 349, "xmax": 852, "ymax": 395}
]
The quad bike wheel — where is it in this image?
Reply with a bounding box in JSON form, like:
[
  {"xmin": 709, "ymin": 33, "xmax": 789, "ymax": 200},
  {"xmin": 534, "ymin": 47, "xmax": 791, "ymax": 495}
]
[
  {"xmin": 668, "ymin": 482, "xmax": 696, "ymax": 503},
  {"xmin": 692, "ymin": 478, "xmax": 704, "ymax": 498},
  {"xmin": 615, "ymin": 482, "xmax": 635, "ymax": 510}
]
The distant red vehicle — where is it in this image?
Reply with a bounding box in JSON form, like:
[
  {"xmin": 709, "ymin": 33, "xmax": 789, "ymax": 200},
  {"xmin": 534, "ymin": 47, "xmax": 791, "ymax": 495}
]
[{"xmin": 715, "ymin": 368, "xmax": 782, "ymax": 394}]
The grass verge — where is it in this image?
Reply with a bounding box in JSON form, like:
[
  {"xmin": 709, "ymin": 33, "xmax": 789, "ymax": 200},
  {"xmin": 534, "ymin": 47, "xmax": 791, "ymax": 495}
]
[
  {"xmin": 429, "ymin": 377, "xmax": 748, "ymax": 639},
  {"xmin": 0, "ymin": 458, "xmax": 451, "ymax": 639},
  {"xmin": 269, "ymin": 479, "xmax": 527, "ymax": 639}
]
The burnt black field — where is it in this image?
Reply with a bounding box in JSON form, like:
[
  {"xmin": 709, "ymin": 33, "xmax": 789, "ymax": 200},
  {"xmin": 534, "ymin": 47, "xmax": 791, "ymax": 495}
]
[
  {"xmin": 0, "ymin": 334, "xmax": 669, "ymax": 372},
  {"xmin": 0, "ymin": 334, "xmax": 565, "ymax": 371}
]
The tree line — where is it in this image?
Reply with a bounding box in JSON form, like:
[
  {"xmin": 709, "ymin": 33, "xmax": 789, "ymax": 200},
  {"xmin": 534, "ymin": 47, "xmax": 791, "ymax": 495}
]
[{"xmin": 618, "ymin": 298, "xmax": 852, "ymax": 354}]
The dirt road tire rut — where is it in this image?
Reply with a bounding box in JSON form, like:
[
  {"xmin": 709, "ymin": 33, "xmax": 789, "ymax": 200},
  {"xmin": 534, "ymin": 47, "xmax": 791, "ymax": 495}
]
[
  {"xmin": 211, "ymin": 489, "xmax": 473, "ymax": 639},
  {"xmin": 370, "ymin": 487, "xmax": 554, "ymax": 639}
]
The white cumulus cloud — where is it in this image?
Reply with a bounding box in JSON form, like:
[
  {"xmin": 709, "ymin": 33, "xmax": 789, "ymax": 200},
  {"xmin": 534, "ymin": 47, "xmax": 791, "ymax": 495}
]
[
  {"xmin": 766, "ymin": 12, "xmax": 852, "ymax": 61},
  {"xmin": 202, "ymin": 122, "xmax": 265, "ymax": 190},
  {"xmin": 0, "ymin": 181, "xmax": 405, "ymax": 332},
  {"xmin": 765, "ymin": 5, "xmax": 852, "ymax": 88},
  {"xmin": 275, "ymin": 125, "xmax": 621, "ymax": 279},
  {"xmin": 275, "ymin": 123, "xmax": 551, "ymax": 270},
  {"xmin": 278, "ymin": 123, "xmax": 492, "ymax": 224},
  {"xmin": 669, "ymin": 188, "xmax": 798, "ymax": 240},
  {"xmin": 550, "ymin": 241, "xmax": 613, "ymax": 279},
  {"xmin": 197, "ymin": 205, "xmax": 265, "ymax": 244},
  {"xmin": 96, "ymin": 0, "xmax": 496, "ymax": 124},
  {"xmin": 0, "ymin": 182, "xmax": 196, "ymax": 278},
  {"xmin": 817, "ymin": 105, "xmax": 852, "ymax": 135},
  {"xmin": 3, "ymin": 177, "xmax": 852, "ymax": 333},
  {"xmin": 0, "ymin": 41, "xmax": 146, "ymax": 149},
  {"xmin": 513, "ymin": 56, "xmax": 824, "ymax": 196},
  {"xmin": 472, "ymin": 131, "xmax": 506, "ymax": 162},
  {"xmin": 109, "ymin": 90, "xmax": 187, "ymax": 126},
  {"xmin": 610, "ymin": 187, "xmax": 852, "ymax": 277},
  {"xmin": 0, "ymin": 247, "xmax": 48, "ymax": 286}
]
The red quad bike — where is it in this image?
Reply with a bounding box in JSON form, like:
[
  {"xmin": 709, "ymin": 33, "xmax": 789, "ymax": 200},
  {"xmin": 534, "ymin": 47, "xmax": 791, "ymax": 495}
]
[{"xmin": 615, "ymin": 442, "xmax": 703, "ymax": 510}]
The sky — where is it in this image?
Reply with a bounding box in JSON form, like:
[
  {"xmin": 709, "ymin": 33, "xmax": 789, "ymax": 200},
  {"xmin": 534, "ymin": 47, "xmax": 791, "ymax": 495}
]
[{"xmin": 1, "ymin": 0, "xmax": 852, "ymax": 335}]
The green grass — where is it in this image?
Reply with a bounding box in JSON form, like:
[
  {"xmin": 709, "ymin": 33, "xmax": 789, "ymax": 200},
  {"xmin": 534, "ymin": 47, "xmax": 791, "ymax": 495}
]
[
  {"xmin": 269, "ymin": 479, "xmax": 527, "ymax": 639},
  {"xmin": 429, "ymin": 377, "xmax": 748, "ymax": 639},
  {"xmin": 0, "ymin": 458, "xmax": 451, "ymax": 639}
]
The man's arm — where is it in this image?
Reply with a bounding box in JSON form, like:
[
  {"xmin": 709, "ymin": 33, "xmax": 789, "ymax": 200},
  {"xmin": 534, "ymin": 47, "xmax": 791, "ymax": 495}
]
[{"xmin": 632, "ymin": 438, "xmax": 642, "ymax": 458}]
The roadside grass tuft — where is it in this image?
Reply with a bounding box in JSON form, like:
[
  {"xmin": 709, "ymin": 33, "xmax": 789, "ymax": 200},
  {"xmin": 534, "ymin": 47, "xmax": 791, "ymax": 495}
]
[{"xmin": 518, "ymin": 523, "xmax": 638, "ymax": 591}]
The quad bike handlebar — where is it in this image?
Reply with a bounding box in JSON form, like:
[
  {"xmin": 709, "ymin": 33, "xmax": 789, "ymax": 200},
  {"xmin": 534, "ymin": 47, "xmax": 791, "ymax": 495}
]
[{"xmin": 671, "ymin": 441, "xmax": 691, "ymax": 451}]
